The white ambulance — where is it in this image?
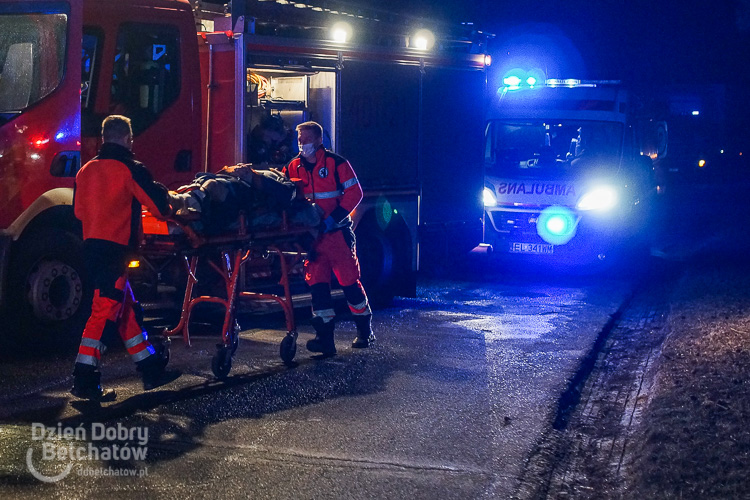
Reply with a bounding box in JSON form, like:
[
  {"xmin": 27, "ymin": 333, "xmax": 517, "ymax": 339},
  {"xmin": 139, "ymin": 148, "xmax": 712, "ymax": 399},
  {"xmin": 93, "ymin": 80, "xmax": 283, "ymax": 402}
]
[{"xmin": 482, "ymin": 78, "xmax": 667, "ymax": 266}]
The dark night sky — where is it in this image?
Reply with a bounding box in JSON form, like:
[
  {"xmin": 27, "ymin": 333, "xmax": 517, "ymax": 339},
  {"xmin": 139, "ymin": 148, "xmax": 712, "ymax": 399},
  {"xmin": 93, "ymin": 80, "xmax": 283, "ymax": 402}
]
[{"xmin": 364, "ymin": 0, "xmax": 750, "ymax": 146}]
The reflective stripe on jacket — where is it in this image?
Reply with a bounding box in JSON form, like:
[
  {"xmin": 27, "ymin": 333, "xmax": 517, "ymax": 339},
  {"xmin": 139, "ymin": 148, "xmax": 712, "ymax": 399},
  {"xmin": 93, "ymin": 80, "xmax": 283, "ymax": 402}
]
[
  {"xmin": 74, "ymin": 142, "xmax": 170, "ymax": 248},
  {"xmin": 284, "ymin": 147, "xmax": 363, "ymax": 222}
]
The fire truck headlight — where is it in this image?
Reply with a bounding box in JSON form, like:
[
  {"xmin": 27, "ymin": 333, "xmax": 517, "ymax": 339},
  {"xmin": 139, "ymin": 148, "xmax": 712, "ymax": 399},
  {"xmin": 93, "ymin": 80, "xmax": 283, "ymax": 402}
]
[
  {"xmin": 483, "ymin": 187, "xmax": 497, "ymax": 207},
  {"xmin": 411, "ymin": 29, "xmax": 435, "ymax": 50},
  {"xmin": 576, "ymin": 186, "xmax": 618, "ymax": 211},
  {"xmin": 330, "ymin": 22, "xmax": 352, "ymax": 43}
]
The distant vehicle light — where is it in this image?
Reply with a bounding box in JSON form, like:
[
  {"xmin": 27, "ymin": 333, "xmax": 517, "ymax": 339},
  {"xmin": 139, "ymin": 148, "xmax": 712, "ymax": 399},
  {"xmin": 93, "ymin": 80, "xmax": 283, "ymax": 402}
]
[
  {"xmin": 698, "ymin": 159, "xmax": 706, "ymax": 168},
  {"xmin": 484, "ymin": 54, "xmax": 492, "ymax": 66},
  {"xmin": 483, "ymin": 187, "xmax": 497, "ymax": 207},
  {"xmin": 692, "ymin": 110, "xmax": 700, "ymax": 116},
  {"xmin": 526, "ymin": 76, "xmax": 537, "ymax": 86},
  {"xmin": 576, "ymin": 186, "xmax": 618, "ymax": 211},
  {"xmin": 128, "ymin": 260, "xmax": 140, "ymax": 268}
]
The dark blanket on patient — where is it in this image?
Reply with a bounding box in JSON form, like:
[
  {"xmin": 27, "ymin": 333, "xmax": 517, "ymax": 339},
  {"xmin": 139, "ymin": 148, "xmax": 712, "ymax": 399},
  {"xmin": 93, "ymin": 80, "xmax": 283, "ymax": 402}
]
[{"xmin": 171, "ymin": 165, "xmax": 320, "ymax": 236}]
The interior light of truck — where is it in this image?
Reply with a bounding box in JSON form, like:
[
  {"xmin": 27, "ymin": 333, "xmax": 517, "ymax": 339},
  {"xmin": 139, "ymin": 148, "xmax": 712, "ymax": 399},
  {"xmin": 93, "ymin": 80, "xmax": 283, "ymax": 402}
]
[
  {"xmin": 698, "ymin": 159, "xmax": 706, "ymax": 168},
  {"xmin": 330, "ymin": 22, "xmax": 352, "ymax": 43},
  {"xmin": 411, "ymin": 29, "xmax": 435, "ymax": 50},
  {"xmin": 576, "ymin": 186, "xmax": 618, "ymax": 211},
  {"xmin": 128, "ymin": 260, "xmax": 140, "ymax": 269},
  {"xmin": 483, "ymin": 187, "xmax": 497, "ymax": 207},
  {"xmin": 536, "ymin": 206, "xmax": 577, "ymax": 245}
]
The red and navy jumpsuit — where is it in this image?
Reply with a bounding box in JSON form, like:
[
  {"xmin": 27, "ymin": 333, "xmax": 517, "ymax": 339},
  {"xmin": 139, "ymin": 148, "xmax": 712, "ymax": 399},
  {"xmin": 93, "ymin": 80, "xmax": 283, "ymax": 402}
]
[
  {"xmin": 73, "ymin": 142, "xmax": 171, "ymax": 371},
  {"xmin": 284, "ymin": 146, "xmax": 371, "ymax": 327}
]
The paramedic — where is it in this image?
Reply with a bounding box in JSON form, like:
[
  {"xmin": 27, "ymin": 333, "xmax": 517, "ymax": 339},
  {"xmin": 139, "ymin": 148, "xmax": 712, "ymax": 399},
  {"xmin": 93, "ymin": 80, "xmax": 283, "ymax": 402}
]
[
  {"xmin": 71, "ymin": 115, "xmax": 178, "ymax": 401},
  {"xmin": 284, "ymin": 121, "xmax": 375, "ymax": 356}
]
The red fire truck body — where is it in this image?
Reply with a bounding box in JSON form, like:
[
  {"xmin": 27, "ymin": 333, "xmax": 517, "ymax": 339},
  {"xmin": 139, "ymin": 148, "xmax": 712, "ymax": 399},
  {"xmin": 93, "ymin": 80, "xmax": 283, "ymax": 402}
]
[{"xmin": 0, "ymin": 0, "xmax": 488, "ymax": 336}]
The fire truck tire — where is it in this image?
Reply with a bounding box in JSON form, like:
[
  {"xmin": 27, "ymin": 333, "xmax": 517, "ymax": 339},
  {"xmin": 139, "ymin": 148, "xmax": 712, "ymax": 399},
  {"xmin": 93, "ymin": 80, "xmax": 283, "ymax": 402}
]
[{"xmin": 7, "ymin": 229, "xmax": 91, "ymax": 340}]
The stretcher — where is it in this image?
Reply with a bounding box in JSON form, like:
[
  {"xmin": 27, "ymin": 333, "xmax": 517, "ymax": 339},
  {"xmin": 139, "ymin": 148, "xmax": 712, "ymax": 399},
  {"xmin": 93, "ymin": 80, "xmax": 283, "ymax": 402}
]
[{"xmin": 140, "ymin": 210, "xmax": 314, "ymax": 378}]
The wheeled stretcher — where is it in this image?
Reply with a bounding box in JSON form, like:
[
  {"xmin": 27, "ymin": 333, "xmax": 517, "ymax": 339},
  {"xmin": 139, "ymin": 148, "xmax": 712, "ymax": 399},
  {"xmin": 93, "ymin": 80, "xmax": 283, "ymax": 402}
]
[{"xmin": 140, "ymin": 211, "xmax": 315, "ymax": 379}]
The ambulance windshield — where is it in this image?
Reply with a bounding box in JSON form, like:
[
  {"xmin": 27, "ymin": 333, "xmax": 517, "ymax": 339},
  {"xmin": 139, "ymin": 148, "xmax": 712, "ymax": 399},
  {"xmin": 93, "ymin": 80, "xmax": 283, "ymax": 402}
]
[{"xmin": 484, "ymin": 120, "xmax": 623, "ymax": 174}]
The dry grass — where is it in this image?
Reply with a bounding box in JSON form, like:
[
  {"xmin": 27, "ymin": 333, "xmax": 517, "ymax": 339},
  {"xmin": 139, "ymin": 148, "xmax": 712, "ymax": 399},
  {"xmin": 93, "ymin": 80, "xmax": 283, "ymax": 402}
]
[{"xmin": 625, "ymin": 260, "xmax": 750, "ymax": 499}]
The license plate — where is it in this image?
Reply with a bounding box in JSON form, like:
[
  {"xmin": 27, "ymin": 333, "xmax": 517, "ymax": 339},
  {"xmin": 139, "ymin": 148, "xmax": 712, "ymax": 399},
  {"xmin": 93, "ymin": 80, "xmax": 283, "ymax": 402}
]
[{"xmin": 509, "ymin": 242, "xmax": 554, "ymax": 255}]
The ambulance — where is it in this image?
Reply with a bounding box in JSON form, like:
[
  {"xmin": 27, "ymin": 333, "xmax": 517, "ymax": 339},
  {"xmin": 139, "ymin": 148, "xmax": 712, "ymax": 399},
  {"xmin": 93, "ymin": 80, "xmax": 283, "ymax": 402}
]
[{"xmin": 481, "ymin": 76, "xmax": 667, "ymax": 266}]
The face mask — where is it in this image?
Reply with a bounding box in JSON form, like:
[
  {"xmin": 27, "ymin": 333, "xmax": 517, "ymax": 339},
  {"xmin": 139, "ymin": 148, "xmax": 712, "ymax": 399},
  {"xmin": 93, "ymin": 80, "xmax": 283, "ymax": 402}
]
[{"xmin": 300, "ymin": 143, "xmax": 316, "ymax": 157}]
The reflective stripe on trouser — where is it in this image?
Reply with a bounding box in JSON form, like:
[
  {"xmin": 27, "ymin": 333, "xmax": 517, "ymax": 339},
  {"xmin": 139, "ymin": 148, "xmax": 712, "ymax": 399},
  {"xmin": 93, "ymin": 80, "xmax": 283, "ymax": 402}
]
[
  {"xmin": 119, "ymin": 278, "xmax": 156, "ymax": 362},
  {"xmin": 77, "ymin": 276, "xmax": 155, "ymax": 366},
  {"xmin": 312, "ymin": 308, "xmax": 336, "ymax": 324},
  {"xmin": 343, "ymin": 281, "xmax": 371, "ymax": 316},
  {"xmin": 304, "ymin": 230, "xmax": 360, "ymax": 287},
  {"xmin": 310, "ymin": 282, "xmax": 335, "ymax": 324}
]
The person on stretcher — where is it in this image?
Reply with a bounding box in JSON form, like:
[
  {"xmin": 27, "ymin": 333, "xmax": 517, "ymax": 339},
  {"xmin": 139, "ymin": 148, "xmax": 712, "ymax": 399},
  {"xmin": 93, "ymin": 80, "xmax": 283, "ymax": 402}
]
[{"xmin": 168, "ymin": 164, "xmax": 321, "ymax": 236}]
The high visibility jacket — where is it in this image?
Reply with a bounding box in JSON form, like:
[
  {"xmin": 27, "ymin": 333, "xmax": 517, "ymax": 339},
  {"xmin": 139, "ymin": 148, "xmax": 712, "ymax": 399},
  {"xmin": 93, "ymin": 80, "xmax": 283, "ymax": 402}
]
[
  {"xmin": 74, "ymin": 142, "xmax": 170, "ymax": 249},
  {"xmin": 284, "ymin": 146, "xmax": 363, "ymax": 223}
]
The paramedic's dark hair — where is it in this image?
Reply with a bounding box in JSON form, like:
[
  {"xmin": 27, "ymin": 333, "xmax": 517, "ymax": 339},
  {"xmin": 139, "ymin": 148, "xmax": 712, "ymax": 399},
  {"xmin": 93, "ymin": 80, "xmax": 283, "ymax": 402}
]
[
  {"xmin": 102, "ymin": 115, "xmax": 133, "ymax": 143},
  {"xmin": 296, "ymin": 121, "xmax": 323, "ymax": 140}
]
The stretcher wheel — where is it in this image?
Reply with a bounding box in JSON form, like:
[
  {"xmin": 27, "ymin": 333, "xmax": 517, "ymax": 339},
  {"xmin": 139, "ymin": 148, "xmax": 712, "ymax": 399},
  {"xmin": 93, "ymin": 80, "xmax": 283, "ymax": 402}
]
[
  {"xmin": 153, "ymin": 336, "xmax": 170, "ymax": 370},
  {"xmin": 280, "ymin": 332, "xmax": 297, "ymax": 365},
  {"xmin": 212, "ymin": 345, "xmax": 232, "ymax": 379}
]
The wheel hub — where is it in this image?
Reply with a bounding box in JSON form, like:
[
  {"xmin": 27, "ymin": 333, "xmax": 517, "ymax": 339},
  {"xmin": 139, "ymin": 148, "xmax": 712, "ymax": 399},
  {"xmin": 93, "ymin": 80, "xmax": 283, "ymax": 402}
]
[{"xmin": 26, "ymin": 259, "xmax": 83, "ymax": 322}]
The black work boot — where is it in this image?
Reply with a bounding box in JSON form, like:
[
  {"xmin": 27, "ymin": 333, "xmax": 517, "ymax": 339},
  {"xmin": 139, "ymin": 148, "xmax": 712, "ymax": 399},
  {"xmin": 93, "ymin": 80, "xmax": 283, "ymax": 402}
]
[
  {"xmin": 70, "ymin": 365, "xmax": 117, "ymax": 401},
  {"xmin": 137, "ymin": 350, "xmax": 180, "ymax": 391},
  {"xmin": 307, "ymin": 317, "xmax": 336, "ymax": 356},
  {"xmin": 352, "ymin": 314, "xmax": 376, "ymax": 348}
]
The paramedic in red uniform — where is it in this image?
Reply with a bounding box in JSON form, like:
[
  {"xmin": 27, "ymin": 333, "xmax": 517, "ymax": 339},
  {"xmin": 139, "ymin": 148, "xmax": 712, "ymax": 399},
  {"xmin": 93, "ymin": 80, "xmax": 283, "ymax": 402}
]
[
  {"xmin": 71, "ymin": 115, "xmax": 178, "ymax": 400},
  {"xmin": 284, "ymin": 121, "xmax": 375, "ymax": 356}
]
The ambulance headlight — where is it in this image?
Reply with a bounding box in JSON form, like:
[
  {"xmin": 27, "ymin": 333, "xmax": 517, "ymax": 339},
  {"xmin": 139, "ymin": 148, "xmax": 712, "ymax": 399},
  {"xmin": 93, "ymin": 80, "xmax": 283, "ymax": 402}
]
[
  {"xmin": 576, "ymin": 186, "xmax": 618, "ymax": 211},
  {"xmin": 483, "ymin": 187, "xmax": 497, "ymax": 207}
]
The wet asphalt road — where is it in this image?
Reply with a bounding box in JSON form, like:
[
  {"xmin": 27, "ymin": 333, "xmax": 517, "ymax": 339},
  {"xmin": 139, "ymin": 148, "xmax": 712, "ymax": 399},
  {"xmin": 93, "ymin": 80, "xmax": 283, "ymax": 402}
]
[{"xmin": 0, "ymin": 267, "xmax": 634, "ymax": 498}]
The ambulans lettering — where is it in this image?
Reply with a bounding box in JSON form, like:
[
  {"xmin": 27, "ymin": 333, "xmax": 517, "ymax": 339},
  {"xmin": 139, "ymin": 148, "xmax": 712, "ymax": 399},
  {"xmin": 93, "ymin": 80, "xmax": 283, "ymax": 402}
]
[{"xmin": 497, "ymin": 182, "xmax": 576, "ymax": 196}]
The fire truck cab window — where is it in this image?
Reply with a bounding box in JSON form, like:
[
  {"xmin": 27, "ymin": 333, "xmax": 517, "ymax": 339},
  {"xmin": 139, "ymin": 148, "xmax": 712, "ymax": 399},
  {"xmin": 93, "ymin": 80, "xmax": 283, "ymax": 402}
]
[
  {"xmin": 109, "ymin": 23, "xmax": 180, "ymax": 135},
  {"xmin": 0, "ymin": 13, "xmax": 67, "ymax": 113}
]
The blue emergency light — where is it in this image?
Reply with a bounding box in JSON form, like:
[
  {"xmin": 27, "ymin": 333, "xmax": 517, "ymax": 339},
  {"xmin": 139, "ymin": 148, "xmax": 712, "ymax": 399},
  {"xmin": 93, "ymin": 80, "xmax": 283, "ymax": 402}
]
[{"xmin": 536, "ymin": 206, "xmax": 577, "ymax": 245}]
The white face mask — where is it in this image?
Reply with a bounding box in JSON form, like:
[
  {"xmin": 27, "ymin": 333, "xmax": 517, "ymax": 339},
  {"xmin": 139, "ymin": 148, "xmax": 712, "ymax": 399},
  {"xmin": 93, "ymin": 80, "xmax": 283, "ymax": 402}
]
[{"xmin": 300, "ymin": 143, "xmax": 316, "ymax": 157}]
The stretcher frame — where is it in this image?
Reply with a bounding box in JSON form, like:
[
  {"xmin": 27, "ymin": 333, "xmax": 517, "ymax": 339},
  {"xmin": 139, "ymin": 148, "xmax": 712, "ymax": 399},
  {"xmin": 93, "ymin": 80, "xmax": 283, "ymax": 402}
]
[{"xmin": 142, "ymin": 212, "xmax": 311, "ymax": 378}]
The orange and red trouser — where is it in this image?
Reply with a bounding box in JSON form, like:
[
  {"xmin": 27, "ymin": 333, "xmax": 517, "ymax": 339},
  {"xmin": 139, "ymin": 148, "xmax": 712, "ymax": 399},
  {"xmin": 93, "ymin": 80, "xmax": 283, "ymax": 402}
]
[
  {"xmin": 305, "ymin": 228, "xmax": 371, "ymax": 325},
  {"xmin": 75, "ymin": 240, "xmax": 155, "ymax": 370}
]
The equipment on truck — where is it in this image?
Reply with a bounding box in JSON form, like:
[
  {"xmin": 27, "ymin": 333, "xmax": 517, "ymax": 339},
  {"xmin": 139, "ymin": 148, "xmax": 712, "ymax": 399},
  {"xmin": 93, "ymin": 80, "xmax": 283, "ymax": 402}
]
[{"xmin": 482, "ymin": 77, "xmax": 667, "ymax": 266}]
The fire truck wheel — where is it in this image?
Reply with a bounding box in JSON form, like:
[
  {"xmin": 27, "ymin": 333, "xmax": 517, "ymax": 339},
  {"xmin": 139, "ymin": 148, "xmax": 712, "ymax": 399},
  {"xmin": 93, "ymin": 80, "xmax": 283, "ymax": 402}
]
[{"xmin": 7, "ymin": 229, "xmax": 91, "ymax": 341}]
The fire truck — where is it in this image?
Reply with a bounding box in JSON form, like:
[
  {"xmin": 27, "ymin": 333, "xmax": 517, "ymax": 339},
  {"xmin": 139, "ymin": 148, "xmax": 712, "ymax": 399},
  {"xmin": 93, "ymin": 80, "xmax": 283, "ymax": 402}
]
[
  {"xmin": 481, "ymin": 74, "xmax": 667, "ymax": 267},
  {"xmin": 0, "ymin": 0, "xmax": 489, "ymax": 336}
]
